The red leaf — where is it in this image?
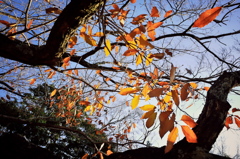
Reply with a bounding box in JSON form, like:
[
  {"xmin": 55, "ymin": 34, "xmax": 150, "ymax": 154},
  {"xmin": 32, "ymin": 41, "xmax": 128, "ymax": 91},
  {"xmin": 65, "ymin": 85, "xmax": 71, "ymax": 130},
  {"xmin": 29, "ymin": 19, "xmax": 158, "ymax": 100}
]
[
  {"xmin": 164, "ymin": 10, "xmax": 173, "ymax": 18},
  {"xmin": 232, "ymin": 108, "xmax": 240, "ymax": 113},
  {"xmin": 193, "ymin": 7, "xmax": 222, "ymax": 28},
  {"xmin": 225, "ymin": 116, "xmax": 233, "ymax": 129},
  {"xmin": 151, "ymin": 6, "xmax": 160, "ymax": 17}
]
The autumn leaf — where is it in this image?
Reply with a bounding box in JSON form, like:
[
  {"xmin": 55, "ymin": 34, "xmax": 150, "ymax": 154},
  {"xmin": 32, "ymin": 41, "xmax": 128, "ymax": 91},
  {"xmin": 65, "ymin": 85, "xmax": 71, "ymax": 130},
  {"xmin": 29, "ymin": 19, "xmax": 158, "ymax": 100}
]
[
  {"xmin": 26, "ymin": 19, "xmax": 33, "ymax": 29},
  {"xmin": 151, "ymin": 6, "xmax": 160, "ymax": 17},
  {"xmin": 46, "ymin": 7, "xmax": 62, "ymax": 14},
  {"xmin": 159, "ymin": 112, "xmax": 175, "ymax": 138},
  {"xmin": 181, "ymin": 125, "xmax": 197, "ymax": 143},
  {"xmin": 146, "ymin": 53, "xmax": 153, "ymax": 66},
  {"xmin": 131, "ymin": 95, "xmax": 140, "ymax": 109},
  {"xmin": 107, "ymin": 150, "xmax": 113, "ymax": 156},
  {"xmin": 232, "ymin": 108, "xmax": 240, "ymax": 113},
  {"xmin": 171, "ymin": 89, "xmax": 179, "ymax": 106},
  {"xmin": 130, "ymin": 0, "xmax": 136, "ymax": 3},
  {"xmin": 50, "ymin": 89, "xmax": 57, "ymax": 97},
  {"xmin": 164, "ymin": 10, "xmax": 173, "ymax": 18},
  {"xmin": 181, "ymin": 83, "xmax": 190, "ymax": 101},
  {"xmin": 123, "ymin": 49, "xmax": 138, "ymax": 56},
  {"xmin": 235, "ymin": 117, "xmax": 240, "ymax": 128},
  {"xmin": 165, "ymin": 127, "xmax": 178, "ymax": 153},
  {"xmin": 170, "ymin": 64, "xmax": 177, "ymax": 83},
  {"xmin": 138, "ymin": 34, "xmax": 154, "ymax": 49},
  {"xmin": 181, "ymin": 115, "xmax": 197, "ymax": 128},
  {"xmin": 104, "ymin": 39, "xmax": 111, "ymax": 56},
  {"xmin": 136, "ymin": 53, "xmax": 143, "ymax": 65},
  {"xmin": 81, "ymin": 153, "xmax": 89, "ymax": 159},
  {"xmin": 141, "ymin": 83, "xmax": 151, "ymax": 100},
  {"xmin": 141, "ymin": 109, "xmax": 155, "ymax": 119},
  {"xmin": 204, "ymin": 87, "xmax": 210, "ymax": 91},
  {"xmin": 29, "ymin": 78, "xmax": 36, "ymax": 85},
  {"xmin": 146, "ymin": 112, "xmax": 157, "ymax": 128},
  {"xmin": 131, "ymin": 14, "xmax": 147, "ymax": 25},
  {"xmin": 163, "ymin": 92, "xmax": 172, "ymax": 103},
  {"xmin": 149, "ymin": 53, "xmax": 165, "ymax": 59},
  {"xmin": 63, "ymin": 57, "xmax": 71, "ymax": 63},
  {"xmin": 193, "ymin": 7, "xmax": 222, "ymax": 28},
  {"xmin": 147, "ymin": 21, "xmax": 163, "ymax": 41},
  {"xmin": 119, "ymin": 87, "xmax": 140, "ymax": 95},
  {"xmin": 68, "ymin": 36, "xmax": 77, "ymax": 48},
  {"xmin": 80, "ymin": 32, "xmax": 97, "ymax": 46},
  {"xmin": 92, "ymin": 32, "xmax": 104, "ymax": 37},
  {"xmin": 225, "ymin": 116, "xmax": 233, "ymax": 129},
  {"xmin": 139, "ymin": 104, "xmax": 155, "ymax": 111},
  {"xmin": 148, "ymin": 88, "xmax": 166, "ymax": 97},
  {"xmin": 165, "ymin": 49, "xmax": 172, "ymax": 56},
  {"xmin": 189, "ymin": 82, "xmax": 198, "ymax": 89}
]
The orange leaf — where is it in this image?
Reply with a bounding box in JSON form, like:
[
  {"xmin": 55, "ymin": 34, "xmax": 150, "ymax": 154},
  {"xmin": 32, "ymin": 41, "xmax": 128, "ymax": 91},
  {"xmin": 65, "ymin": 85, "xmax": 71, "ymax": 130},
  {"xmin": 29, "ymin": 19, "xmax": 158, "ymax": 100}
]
[
  {"xmin": 123, "ymin": 49, "xmax": 138, "ymax": 56},
  {"xmin": 119, "ymin": 87, "xmax": 139, "ymax": 95},
  {"xmin": 181, "ymin": 125, "xmax": 197, "ymax": 143},
  {"xmin": 46, "ymin": 7, "xmax": 62, "ymax": 14},
  {"xmin": 92, "ymin": 32, "xmax": 104, "ymax": 37},
  {"xmin": 68, "ymin": 36, "xmax": 77, "ymax": 48},
  {"xmin": 165, "ymin": 127, "xmax": 178, "ymax": 153},
  {"xmin": 50, "ymin": 89, "xmax": 57, "ymax": 97},
  {"xmin": 80, "ymin": 100, "xmax": 91, "ymax": 105},
  {"xmin": 130, "ymin": 0, "xmax": 136, "ymax": 3},
  {"xmin": 170, "ymin": 64, "xmax": 177, "ymax": 83},
  {"xmin": 171, "ymin": 89, "xmax": 179, "ymax": 106},
  {"xmin": 204, "ymin": 87, "xmax": 210, "ymax": 91},
  {"xmin": 0, "ymin": 20, "xmax": 10, "ymax": 26},
  {"xmin": 164, "ymin": 10, "xmax": 173, "ymax": 18},
  {"xmin": 81, "ymin": 153, "xmax": 88, "ymax": 159},
  {"xmin": 63, "ymin": 57, "xmax": 71, "ymax": 63},
  {"xmin": 146, "ymin": 112, "xmax": 157, "ymax": 128},
  {"xmin": 131, "ymin": 95, "xmax": 140, "ymax": 109},
  {"xmin": 107, "ymin": 150, "xmax": 113, "ymax": 156},
  {"xmin": 225, "ymin": 116, "xmax": 233, "ymax": 129},
  {"xmin": 180, "ymin": 83, "xmax": 190, "ymax": 100},
  {"xmin": 47, "ymin": 71, "xmax": 56, "ymax": 79},
  {"xmin": 147, "ymin": 21, "xmax": 163, "ymax": 41},
  {"xmin": 158, "ymin": 81, "xmax": 169, "ymax": 86},
  {"xmin": 193, "ymin": 7, "xmax": 222, "ymax": 28},
  {"xmin": 159, "ymin": 112, "xmax": 175, "ymax": 138},
  {"xmin": 27, "ymin": 19, "xmax": 33, "ymax": 29},
  {"xmin": 151, "ymin": 6, "xmax": 160, "ymax": 17},
  {"xmin": 235, "ymin": 117, "xmax": 240, "ymax": 128},
  {"xmin": 29, "ymin": 78, "xmax": 36, "ymax": 85},
  {"xmin": 181, "ymin": 115, "xmax": 197, "ymax": 128},
  {"xmin": 148, "ymin": 88, "xmax": 166, "ymax": 97},
  {"xmin": 70, "ymin": 49, "xmax": 76, "ymax": 56},
  {"xmin": 131, "ymin": 14, "xmax": 147, "ymax": 25}
]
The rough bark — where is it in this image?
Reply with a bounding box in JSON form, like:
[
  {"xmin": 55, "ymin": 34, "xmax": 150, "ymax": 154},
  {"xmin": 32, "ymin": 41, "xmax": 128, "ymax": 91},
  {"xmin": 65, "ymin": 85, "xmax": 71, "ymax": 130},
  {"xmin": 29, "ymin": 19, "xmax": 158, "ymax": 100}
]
[
  {"xmin": 105, "ymin": 71, "xmax": 240, "ymax": 159},
  {"xmin": 0, "ymin": 0, "xmax": 103, "ymax": 66}
]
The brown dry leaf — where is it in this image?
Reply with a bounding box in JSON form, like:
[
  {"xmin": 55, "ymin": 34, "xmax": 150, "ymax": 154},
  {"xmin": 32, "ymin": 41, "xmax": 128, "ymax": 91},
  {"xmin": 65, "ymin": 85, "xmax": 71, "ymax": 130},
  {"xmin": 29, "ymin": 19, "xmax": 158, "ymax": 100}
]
[
  {"xmin": 171, "ymin": 89, "xmax": 179, "ymax": 106},
  {"xmin": 159, "ymin": 111, "xmax": 175, "ymax": 138},
  {"xmin": 123, "ymin": 49, "xmax": 138, "ymax": 56},
  {"xmin": 141, "ymin": 109, "xmax": 155, "ymax": 119},
  {"xmin": 148, "ymin": 88, "xmax": 166, "ymax": 97},
  {"xmin": 180, "ymin": 83, "xmax": 190, "ymax": 101},
  {"xmin": 146, "ymin": 112, "xmax": 157, "ymax": 128},
  {"xmin": 170, "ymin": 64, "xmax": 177, "ymax": 83},
  {"xmin": 46, "ymin": 7, "xmax": 62, "ymax": 14}
]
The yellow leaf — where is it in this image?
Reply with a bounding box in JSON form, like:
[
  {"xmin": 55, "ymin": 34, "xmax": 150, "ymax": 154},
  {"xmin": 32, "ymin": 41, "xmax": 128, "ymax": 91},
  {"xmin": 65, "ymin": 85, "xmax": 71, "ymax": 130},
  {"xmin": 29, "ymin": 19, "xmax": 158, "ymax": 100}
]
[
  {"xmin": 171, "ymin": 89, "xmax": 179, "ymax": 106},
  {"xmin": 181, "ymin": 125, "xmax": 197, "ymax": 143},
  {"xmin": 189, "ymin": 82, "xmax": 198, "ymax": 89},
  {"xmin": 141, "ymin": 83, "xmax": 151, "ymax": 100},
  {"xmin": 92, "ymin": 32, "xmax": 104, "ymax": 37},
  {"xmin": 139, "ymin": 104, "xmax": 155, "ymax": 111},
  {"xmin": 146, "ymin": 112, "xmax": 157, "ymax": 128},
  {"xmin": 127, "ymin": 40, "xmax": 137, "ymax": 49},
  {"xmin": 136, "ymin": 53, "xmax": 143, "ymax": 65},
  {"xmin": 146, "ymin": 53, "xmax": 153, "ymax": 66},
  {"xmin": 104, "ymin": 39, "xmax": 111, "ymax": 56},
  {"xmin": 80, "ymin": 32, "xmax": 97, "ymax": 46},
  {"xmin": 165, "ymin": 127, "xmax": 178, "ymax": 153},
  {"xmin": 131, "ymin": 95, "xmax": 140, "ymax": 109},
  {"xmin": 163, "ymin": 92, "xmax": 172, "ymax": 103},
  {"xmin": 181, "ymin": 115, "xmax": 197, "ymax": 128},
  {"xmin": 50, "ymin": 89, "xmax": 57, "ymax": 97},
  {"xmin": 193, "ymin": 7, "xmax": 222, "ymax": 28},
  {"xmin": 119, "ymin": 87, "xmax": 139, "ymax": 95}
]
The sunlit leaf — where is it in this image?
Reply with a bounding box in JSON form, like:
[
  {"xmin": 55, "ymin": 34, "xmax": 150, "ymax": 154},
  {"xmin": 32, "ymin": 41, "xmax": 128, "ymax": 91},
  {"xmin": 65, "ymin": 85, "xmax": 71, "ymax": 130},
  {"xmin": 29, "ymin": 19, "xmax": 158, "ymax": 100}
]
[
  {"xmin": 80, "ymin": 32, "xmax": 97, "ymax": 46},
  {"xmin": 142, "ymin": 83, "xmax": 151, "ymax": 100},
  {"xmin": 204, "ymin": 87, "xmax": 210, "ymax": 91},
  {"xmin": 140, "ymin": 104, "xmax": 155, "ymax": 111},
  {"xmin": 147, "ymin": 21, "xmax": 163, "ymax": 41},
  {"xmin": 50, "ymin": 89, "xmax": 57, "ymax": 97},
  {"xmin": 159, "ymin": 112, "xmax": 175, "ymax": 138},
  {"xmin": 163, "ymin": 92, "xmax": 172, "ymax": 103},
  {"xmin": 123, "ymin": 49, "xmax": 138, "ymax": 56},
  {"xmin": 119, "ymin": 87, "xmax": 140, "ymax": 95},
  {"xmin": 181, "ymin": 83, "xmax": 190, "ymax": 101},
  {"xmin": 148, "ymin": 88, "xmax": 166, "ymax": 97},
  {"xmin": 27, "ymin": 19, "xmax": 33, "ymax": 29},
  {"xmin": 193, "ymin": 7, "xmax": 222, "ymax": 28},
  {"xmin": 104, "ymin": 39, "xmax": 111, "ymax": 56},
  {"xmin": 165, "ymin": 127, "xmax": 178, "ymax": 153},
  {"xmin": 48, "ymin": 71, "xmax": 56, "ymax": 79},
  {"xmin": 131, "ymin": 95, "xmax": 140, "ymax": 109},
  {"xmin": 181, "ymin": 115, "xmax": 197, "ymax": 128},
  {"xmin": 138, "ymin": 34, "xmax": 154, "ymax": 49},
  {"xmin": 29, "ymin": 78, "xmax": 36, "ymax": 85},
  {"xmin": 131, "ymin": 14, "xmax": 147, "ymax": 25},
  {"xmin": 63, "ymin": 57, "xmax": 71, "ymax": 63},
  {"xmin": 146, "ymin": 112, "xmax": 157, "ymax": 128},
  {"xmin": 181, "ymin": 125, "xmax": 197, "ymax": 143},
  {"xmin": 68, "ymin": 36, "xmax": 77, "ymax": 48},
  {"xmin": 151, "ymin": 6, "xmax": 160, "ymax": 17},
  {"xmin": 107, "ymin": 150, "xmax": 113, "ymax": 156},
  {"xmin": 136, "ymin": 53, "xmax": 143, "ymax": 65},
  {"xmin": 171, "ymin": 89, "xmax": 179, "ymax": 106},
  {"xmin": 189, "ymin": 82, "xmax": 198, "ymax": 89},
  {"xmin": 164, "ymin": 10, "xmax": 173, "ymax": 18},
  {"xmin": 130, "ymin": 0, "xmax": 136, "ymax": 3},
  {"xmin": 92, "ymin": 32, "xmax": 104, "ymax": 37},
  {"xmin": 146, "ymin": 53, "xmax": 153, "ymax": 66}
]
